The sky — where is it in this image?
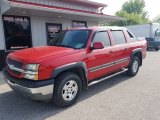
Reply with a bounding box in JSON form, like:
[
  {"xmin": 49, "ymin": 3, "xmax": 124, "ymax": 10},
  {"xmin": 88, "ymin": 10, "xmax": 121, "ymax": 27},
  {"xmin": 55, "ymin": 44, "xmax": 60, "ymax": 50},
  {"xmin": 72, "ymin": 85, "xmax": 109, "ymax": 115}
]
[{"xmin": 92, "ymin": 0, "xmax": 160, "ymax": 20}]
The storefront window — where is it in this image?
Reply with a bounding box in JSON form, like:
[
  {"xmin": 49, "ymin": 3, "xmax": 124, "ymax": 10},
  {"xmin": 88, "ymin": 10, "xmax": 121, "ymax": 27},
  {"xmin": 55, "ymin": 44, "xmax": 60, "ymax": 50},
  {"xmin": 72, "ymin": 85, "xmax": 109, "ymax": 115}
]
[
  {"xmin": 46, "ymin": 23, "xmax": 62, "ymax": 44},
  {"xmin": 72, "ymin": 21, "xmax": 87, "ymax": 28},
  {"xmin": 3, "ymin": 15, "xmax": 32, "ymax": 51}
]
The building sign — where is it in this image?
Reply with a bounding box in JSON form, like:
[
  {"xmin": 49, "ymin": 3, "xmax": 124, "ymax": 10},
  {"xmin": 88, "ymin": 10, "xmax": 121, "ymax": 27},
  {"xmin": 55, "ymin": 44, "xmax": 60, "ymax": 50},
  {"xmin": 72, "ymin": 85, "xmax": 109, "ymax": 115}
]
[
  {"xmin": 46, "ymin": 23, "xmax": 62, "ymax": 44},
  {"xmin": 72, "ymin": 21, "xmax": 87, "ymax": 28},
  {"xmin": 3, "ymin": 15, "xmax": 32, "ymax": 51}
]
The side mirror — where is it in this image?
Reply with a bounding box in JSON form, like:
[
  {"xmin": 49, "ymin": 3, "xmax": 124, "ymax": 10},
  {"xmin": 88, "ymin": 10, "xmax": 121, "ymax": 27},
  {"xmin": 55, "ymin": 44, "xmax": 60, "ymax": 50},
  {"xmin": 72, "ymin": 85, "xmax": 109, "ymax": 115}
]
[{"xmin": 91, "ymin": 42, "xmax": 104, "ymax": 50}]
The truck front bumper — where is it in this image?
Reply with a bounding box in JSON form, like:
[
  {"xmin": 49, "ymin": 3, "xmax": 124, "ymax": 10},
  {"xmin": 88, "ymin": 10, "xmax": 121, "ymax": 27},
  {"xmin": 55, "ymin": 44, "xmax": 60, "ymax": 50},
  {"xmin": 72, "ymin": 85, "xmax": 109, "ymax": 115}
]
[{"xmin": 3, "ymin": 69, "xmax": 55, "ymax": 101}]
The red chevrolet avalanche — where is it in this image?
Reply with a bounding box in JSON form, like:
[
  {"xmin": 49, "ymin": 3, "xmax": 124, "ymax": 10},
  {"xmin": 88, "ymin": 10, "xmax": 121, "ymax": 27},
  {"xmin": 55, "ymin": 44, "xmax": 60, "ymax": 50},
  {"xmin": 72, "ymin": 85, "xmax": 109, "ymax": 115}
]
[{"xmin": 3, "ymin": 27, "xmax": 147, "ymax": 107}]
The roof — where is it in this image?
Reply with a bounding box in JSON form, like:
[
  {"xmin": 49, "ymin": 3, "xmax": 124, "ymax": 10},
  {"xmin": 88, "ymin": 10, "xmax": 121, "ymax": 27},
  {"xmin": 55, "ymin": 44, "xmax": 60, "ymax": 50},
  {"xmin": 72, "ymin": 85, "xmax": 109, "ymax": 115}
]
[
  {"xmin": 8, "ymin": 0, "xmax": 107, "ymax": 8},
  {"xmin": 61, "ymin": 0, "xmax": 107, "ymax": 8},
  {"xmin": 67, "ymin": 26, "xmax": 127, "ymax": 31},
  {"xmin": 2, "ymin": 0, "xmax": 123, "ymax": 22}
]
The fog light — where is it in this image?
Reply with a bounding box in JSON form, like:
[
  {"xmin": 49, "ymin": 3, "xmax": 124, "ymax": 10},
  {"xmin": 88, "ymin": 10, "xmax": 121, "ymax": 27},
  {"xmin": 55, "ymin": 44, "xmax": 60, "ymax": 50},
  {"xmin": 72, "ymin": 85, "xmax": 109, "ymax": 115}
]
[{"xmin": 23, "ymin": 73, "xmax": 38, "ymax": 80}]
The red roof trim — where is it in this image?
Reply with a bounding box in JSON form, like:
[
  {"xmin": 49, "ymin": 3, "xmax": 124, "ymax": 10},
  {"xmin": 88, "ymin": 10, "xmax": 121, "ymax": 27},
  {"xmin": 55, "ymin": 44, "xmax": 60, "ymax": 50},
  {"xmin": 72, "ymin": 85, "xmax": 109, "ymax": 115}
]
[{"xmin": 8, "ymin": 0, "xmax": 104, "ymax": 16}]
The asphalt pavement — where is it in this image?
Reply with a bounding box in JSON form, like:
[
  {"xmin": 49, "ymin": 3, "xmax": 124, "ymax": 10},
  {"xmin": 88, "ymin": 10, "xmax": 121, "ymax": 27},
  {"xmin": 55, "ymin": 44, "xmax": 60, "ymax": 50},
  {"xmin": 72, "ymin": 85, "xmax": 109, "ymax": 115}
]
[
  {"xmin": 0, "ymin": 71, "xmax": 5, "ymax": 85},
  {"xmin": 0, "ymin": 51, "xmax": 160, "ymax": 120}
]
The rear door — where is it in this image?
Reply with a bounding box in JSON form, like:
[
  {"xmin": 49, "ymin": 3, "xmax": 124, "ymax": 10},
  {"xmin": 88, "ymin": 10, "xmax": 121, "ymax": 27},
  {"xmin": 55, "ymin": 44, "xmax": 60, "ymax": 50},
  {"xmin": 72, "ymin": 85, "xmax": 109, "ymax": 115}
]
[
  {"xmin": 86, "ymin": 31, "xmax": 116, "ymax": 80},
  {"xmin": 110, "ymin": 30, "xmax": 130, "ymax": 69}
]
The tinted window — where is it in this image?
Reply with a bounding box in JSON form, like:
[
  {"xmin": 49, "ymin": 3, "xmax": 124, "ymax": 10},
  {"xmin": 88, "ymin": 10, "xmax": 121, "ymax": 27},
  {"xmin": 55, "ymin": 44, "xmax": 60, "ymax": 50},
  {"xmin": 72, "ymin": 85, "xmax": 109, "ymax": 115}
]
[
  {"xmin": 111, "ymin": 31, "xmax": 126, "ymax": 45},
  {"xmin": 49, "ymin": 30, "xmax": 91, "ymax": 49},
  {"xmin": 93, "ymin": 32, "xmax": 110, "ymax": 47},
  {"xmin": 127, "ymin": 30, "xmax": 137, "ymax": 42},
  {"xmin": 3, "ymin": 15, "xmax": 32, "ymax": 51},
  {"xmin": 127, "ymin": 31, "xmax": 134, "ymax": 38}
]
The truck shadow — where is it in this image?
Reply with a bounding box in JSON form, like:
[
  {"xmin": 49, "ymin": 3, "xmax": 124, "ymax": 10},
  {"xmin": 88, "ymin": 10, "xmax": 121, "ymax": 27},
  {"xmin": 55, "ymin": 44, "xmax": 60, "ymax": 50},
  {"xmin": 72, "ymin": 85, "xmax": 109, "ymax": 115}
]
[{"xmin": 0, "ymin": 73, "xmax": 131, "ymax": 120}]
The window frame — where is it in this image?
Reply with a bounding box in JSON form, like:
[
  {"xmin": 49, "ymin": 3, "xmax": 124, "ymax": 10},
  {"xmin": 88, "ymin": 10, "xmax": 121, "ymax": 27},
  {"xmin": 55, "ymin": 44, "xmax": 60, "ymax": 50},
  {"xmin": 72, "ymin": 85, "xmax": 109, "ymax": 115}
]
[
  {"xmin": 127, "ymin": 30, "xmax": 138, "ymax": 42},
  {"xmin": 91, "ymin": 30, "xmax": 111, "ymax": 48},
  {"xmin": 111, "ymin": 30, "xmax": 127, "ymax": 45}
]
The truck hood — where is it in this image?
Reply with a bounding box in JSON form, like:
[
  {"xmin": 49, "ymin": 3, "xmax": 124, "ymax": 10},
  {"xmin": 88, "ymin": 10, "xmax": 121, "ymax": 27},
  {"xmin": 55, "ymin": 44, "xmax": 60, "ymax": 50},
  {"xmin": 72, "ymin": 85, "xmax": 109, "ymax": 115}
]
[{"xmin": 8, "ymin": 46, "xmax": 79, "ymax": 63}]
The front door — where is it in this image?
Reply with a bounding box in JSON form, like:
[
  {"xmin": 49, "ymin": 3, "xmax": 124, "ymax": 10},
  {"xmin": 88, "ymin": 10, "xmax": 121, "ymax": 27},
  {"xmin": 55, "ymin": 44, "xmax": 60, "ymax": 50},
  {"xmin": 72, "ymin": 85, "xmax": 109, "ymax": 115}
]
[{"xmin": 86, "ymin": 31, "xmax": 116, "ymax": 81}]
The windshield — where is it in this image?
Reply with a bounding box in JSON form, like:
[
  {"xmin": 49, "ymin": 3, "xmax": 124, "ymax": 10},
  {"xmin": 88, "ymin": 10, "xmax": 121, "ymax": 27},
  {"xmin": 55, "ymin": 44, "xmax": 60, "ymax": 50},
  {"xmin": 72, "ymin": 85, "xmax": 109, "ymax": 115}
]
[{"xmin": 49, "ymin": 30, "xmax": 91, "ymax": 49}]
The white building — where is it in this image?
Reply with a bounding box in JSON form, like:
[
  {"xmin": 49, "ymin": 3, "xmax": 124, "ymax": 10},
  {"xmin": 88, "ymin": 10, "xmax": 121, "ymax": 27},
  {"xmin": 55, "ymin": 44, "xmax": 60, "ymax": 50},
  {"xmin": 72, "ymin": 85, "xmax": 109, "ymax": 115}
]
[{"xmin": 0, "ymin": 0, "xmax": 122, "ymax": 69}]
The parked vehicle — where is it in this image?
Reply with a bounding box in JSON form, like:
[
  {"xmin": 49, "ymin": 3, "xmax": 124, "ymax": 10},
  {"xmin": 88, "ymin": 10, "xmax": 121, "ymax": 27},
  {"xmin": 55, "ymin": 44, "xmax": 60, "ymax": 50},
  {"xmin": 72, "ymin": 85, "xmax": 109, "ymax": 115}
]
[
  {"xmin": 3, "ymin": 27, "xmax": 147, "ymax": 107},
  {"xmin": 126, "ymin": 23, "xmax": 160, "ymax": 51}
]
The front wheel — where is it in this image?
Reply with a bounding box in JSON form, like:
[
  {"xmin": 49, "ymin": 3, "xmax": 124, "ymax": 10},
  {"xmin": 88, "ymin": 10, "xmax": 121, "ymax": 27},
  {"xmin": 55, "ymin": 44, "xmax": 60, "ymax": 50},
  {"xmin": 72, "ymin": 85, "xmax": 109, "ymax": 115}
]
[
  {"xmin": 127, "ymin": 57, "xmax": 140, "ymax": 76},
  {"xmin": 53, "ymin": 72, "xmax": 82, "ymax": 107}
]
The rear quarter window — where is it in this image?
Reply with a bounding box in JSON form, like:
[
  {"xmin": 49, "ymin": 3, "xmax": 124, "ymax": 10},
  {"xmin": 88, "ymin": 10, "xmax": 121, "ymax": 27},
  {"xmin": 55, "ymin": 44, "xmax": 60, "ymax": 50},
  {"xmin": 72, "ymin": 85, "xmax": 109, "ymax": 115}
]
[
  {"xmin": 127, "ymin": 30, "xmax": 138, "ymax": 42},
  {"xmin": 111, "ymin": 30, "xmax": 126, "ymax": 45}
]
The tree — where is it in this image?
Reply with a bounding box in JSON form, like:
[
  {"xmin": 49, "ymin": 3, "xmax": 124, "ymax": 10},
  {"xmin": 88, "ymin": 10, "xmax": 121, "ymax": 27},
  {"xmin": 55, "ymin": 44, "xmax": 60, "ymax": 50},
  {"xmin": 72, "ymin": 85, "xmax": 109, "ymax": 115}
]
[
  {"xmin": 122, "ymin": 0, "xmax": 145, "ymax": 14},
  {"xmin": 111, "ymin": 0, "xmax": 149, "ymax": 26}
]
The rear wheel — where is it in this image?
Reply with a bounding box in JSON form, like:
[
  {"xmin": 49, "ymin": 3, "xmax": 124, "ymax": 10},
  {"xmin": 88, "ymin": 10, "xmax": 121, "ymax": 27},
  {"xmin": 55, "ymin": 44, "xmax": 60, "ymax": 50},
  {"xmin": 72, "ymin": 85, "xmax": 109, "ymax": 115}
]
[
  {"xmin": 155, "ymin": 48, "xmax": 159, "ymax": 51},
  {"xmin": 53, "ymin": 72, "xmax": 82, "ymax": 107},
  {"xmin": 127, "ymin": 57, "xmax": 140, "ymax": 76}
]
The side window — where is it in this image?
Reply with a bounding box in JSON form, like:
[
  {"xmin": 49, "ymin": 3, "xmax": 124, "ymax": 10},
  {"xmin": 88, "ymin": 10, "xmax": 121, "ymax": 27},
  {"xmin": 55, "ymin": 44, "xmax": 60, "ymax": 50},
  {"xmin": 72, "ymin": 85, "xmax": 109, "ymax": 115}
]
[
  {"xmin": 127, "ymin": 31, "xmax": 134, "ymax": 38},
  {"xmin": 93, "ymin": 31, "xmax": 111, "ymax": 47},
  {"xmin": 111, "ymin": 30, "xmax": 126, "ymax": 45},
  {"xmin": 127, "ymin": 30, "xmax": 137, "ymax": 42}
]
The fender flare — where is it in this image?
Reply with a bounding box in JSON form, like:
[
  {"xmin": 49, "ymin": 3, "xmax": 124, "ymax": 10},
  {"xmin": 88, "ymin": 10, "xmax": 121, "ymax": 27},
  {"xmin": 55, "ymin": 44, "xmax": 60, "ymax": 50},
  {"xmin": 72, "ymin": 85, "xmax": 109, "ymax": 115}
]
[
  {"xmin": 51, "ymin": 62, "xmax": 88, "ymax": 90},
  {"xmin": 130, "ymin": 48, "xmax": 142, "ymax": 66}
]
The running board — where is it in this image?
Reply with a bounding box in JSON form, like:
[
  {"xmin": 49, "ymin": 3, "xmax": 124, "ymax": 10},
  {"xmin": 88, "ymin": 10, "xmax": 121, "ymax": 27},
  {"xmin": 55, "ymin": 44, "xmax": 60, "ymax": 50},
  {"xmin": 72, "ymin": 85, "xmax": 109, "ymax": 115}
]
[{"xmin": 88, "ymin": 68, "xmax": 128, "ymax": 86}]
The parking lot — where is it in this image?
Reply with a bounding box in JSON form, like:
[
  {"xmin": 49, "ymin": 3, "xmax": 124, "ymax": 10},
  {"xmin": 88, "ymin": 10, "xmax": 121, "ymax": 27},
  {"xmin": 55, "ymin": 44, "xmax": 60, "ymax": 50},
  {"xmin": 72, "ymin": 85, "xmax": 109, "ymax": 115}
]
[{"xmin": 0, "ymin": 51, "xmax": 160, "ymax": 120}]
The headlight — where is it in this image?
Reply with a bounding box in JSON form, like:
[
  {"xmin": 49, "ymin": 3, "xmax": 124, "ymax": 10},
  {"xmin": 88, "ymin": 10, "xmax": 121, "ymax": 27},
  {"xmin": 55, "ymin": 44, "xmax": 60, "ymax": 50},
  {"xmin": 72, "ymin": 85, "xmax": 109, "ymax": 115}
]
[
  {"xmin": 23, "ymin": 64, "xmax": 39, "ymax": 80},
  {"xmin": 25, "ymin": 64, "xmax": 39, "ymax": 71}
]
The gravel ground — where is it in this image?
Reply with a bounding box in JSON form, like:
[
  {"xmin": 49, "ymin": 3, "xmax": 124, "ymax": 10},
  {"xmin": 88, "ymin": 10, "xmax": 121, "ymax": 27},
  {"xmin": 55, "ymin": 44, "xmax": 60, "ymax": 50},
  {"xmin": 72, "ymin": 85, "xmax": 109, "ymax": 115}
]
[{"xmin": 0, "ymin": 51, "xmax": 160, "ymax": 120}]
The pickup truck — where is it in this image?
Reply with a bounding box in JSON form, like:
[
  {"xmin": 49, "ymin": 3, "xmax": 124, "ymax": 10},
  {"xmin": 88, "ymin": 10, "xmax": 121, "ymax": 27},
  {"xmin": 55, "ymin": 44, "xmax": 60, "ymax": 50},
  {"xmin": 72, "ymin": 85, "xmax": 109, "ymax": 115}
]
[{"xmin": 3, "ymin": 27, "xmax": 147, "ymax": 107}]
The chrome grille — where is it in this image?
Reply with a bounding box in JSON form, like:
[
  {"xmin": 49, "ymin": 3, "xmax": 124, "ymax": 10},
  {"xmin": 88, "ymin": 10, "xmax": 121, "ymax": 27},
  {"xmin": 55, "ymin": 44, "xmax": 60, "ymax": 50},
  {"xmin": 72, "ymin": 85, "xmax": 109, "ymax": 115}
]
[{"xmin": 7, "ymin": 58, "xmax": 23, "ymax": 76}]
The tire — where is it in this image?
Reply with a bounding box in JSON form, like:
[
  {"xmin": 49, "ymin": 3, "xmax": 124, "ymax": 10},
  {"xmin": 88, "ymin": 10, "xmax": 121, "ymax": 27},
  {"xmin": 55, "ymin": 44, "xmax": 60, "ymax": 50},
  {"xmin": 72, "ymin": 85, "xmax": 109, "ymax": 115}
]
[
  {"xmin": 127, "ymin": 57, "xmax": 140, "ymax": 77},
  {"xmin": 53, "ymin": 72, "xmax": 82, "ymax": 107}
]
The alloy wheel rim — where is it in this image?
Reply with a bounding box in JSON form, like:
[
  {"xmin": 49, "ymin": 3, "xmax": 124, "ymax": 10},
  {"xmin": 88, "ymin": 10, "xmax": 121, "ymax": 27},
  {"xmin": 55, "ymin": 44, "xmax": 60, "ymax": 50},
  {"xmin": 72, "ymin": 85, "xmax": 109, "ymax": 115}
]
[
  {"xmin": 132, "ymin": 60, "xmax": 139, "ymax": 73},
  {"xmin": 62, "ymin": 80, "xmax": 78, "ymax": 101}
]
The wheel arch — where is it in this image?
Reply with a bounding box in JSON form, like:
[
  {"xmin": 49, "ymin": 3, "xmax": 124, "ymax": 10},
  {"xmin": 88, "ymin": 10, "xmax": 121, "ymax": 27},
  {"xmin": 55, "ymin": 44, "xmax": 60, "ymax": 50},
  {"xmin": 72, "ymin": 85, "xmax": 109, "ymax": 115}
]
[
  {"xmin": 52, "ymin": 62, "xmax": 88, "ymax": 90},
  {"xmin": 130, "ymin": 48, "xmax": 142, "ymax": 66}
]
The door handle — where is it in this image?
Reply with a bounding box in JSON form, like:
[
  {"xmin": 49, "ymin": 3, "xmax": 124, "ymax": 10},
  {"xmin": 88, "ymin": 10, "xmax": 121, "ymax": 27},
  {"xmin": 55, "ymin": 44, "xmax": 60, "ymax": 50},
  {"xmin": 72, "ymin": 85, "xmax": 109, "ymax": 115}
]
[
  {"xmin": 124, "ymin": 48, "xmax": 128, "ymax": 51},
  {"xmin": 109, "ymin": 51, "xmax": 114, "ymax": 54}
]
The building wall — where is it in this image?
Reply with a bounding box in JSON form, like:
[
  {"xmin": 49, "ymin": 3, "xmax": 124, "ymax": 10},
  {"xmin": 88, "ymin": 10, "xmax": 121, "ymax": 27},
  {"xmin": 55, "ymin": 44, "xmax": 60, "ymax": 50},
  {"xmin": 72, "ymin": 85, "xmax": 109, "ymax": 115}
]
[
  {"xmin": 30, "ymin": 16, "xmax": 98, "ymax": 47},
  {"xmin": 126, "ymin": 24, "xmax": 160, "ymax": 38},
  {"xmin": 15, "ymin": 0, "xmax": 98, "ymax": 13},
  {"xmin": 126, "ymin": 24, "xmax": 151, "ymax": 38}
]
